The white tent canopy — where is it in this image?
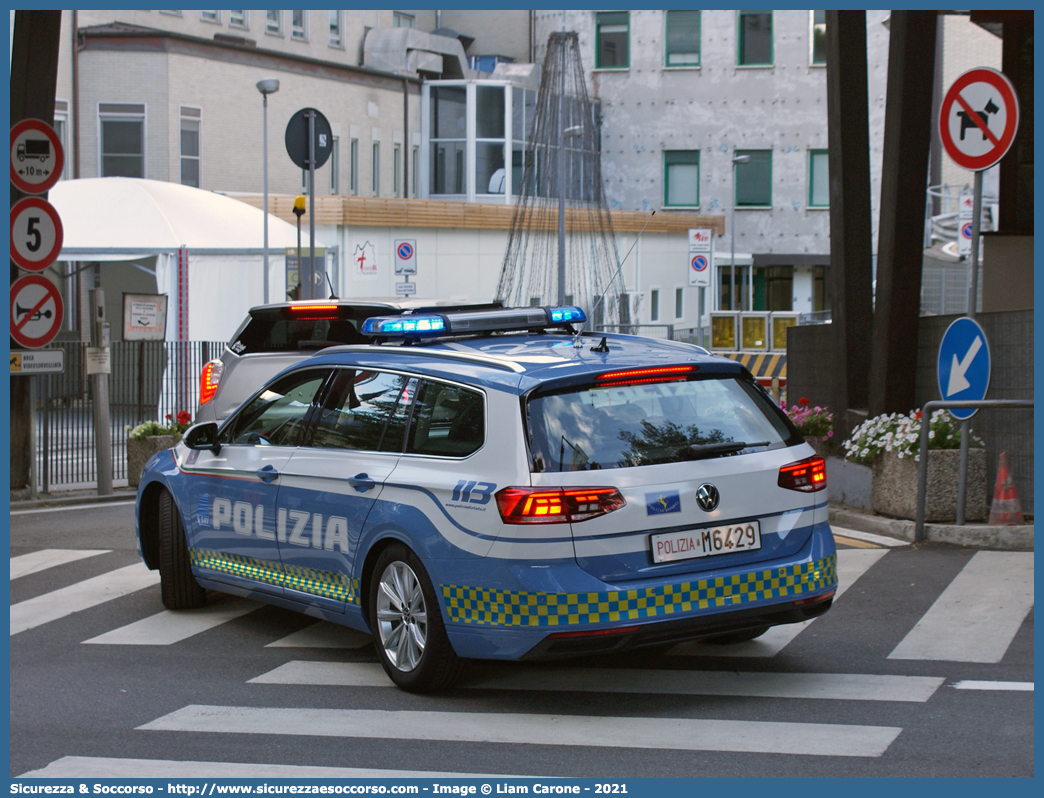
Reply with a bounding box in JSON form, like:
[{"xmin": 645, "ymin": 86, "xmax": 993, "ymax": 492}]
[
  {"xmin": 49, "ymin": 177, "xmax": 314, "ymax": 259},
  {"xmin": 48, "ymin": 178, "xmax": 327, "ymax": 341}
]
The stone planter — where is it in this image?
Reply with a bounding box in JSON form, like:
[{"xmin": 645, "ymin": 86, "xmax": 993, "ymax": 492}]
[
  {"xmin": 127, "ymin": 435, "xmax": 176, "ymax": 488},
  {"xmin": 871, "ymin": 448, "xmax": 986, "ymax": 522}
]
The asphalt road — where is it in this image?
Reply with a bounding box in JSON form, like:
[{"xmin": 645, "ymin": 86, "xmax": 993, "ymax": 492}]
[{"xmin": 9, "ymin": 502, "xmax": 1034, "ymax": 779}]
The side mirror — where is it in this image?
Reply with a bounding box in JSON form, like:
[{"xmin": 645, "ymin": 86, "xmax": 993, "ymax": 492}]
[{"xmin": 183, "ymin": 422, "xmax": 221, "ymax": 454}]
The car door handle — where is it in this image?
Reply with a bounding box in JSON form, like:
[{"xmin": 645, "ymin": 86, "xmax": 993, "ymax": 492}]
[
  {"xmin": 256, "ymin": 464, "xmax": 279, "ymax": 483},
  {"xmin": 348, "ymin": 473, "xmax": 375, "ymax": 493}
]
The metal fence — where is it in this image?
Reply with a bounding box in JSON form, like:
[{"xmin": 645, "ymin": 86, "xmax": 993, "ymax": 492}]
[{"xmin": 33, "ymin": 340, "xmax": 224, "ymax": 491}]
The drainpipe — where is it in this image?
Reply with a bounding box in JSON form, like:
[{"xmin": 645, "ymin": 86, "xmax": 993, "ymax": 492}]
[
  {"xmin": 403, "ymin": 79, "xmax": 409, "ymax": 198},
  {"xmin": 436, "ymin": 9, "xmax": 441, "ymax": 28},
  {"xmin": 72, "ymin": 9, "xmax": 80, "ymax": 178}
]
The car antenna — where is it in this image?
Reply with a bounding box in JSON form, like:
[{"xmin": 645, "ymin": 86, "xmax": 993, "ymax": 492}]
[
  {"xmin": 573, "ymin": 210, "xmax": 656, "ymax": 349},
  {"xmin": 325, "ymin": 271, "xmax": 339, "ymax": 300}
]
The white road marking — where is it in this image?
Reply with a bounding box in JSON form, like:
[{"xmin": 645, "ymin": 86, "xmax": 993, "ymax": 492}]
[
  {"xmin": 252, "ymin": 660, "xmax": 944, "ymax": 703},
  {"xmin": 830, "ymin": 525, "xmax": 910, "ymax": 547},
  {"xmin": 10, "ymin": 563, "xmax": 160, "ymax": 636},
  {"xmin": 18, "ymin": 756, "xmax": 529, "ymax": 779},
  {"xmin": 265, "ymin": 621, "xmax": 372, "ymax": 649},
  {"xmin": 670, "ymin": 547, "xmax": 888, "ymax": 658},
  {"xmin": 952, "ymin": 681, "xmax": 1033, "ymax": 692},
  {"xmin": 10, "ymin": 500, "xmax": 135, "ymax": 516},
  {"xmin": 139, "ymin": 705, "xmax": 903, "ymax": 758},
  {"xmin": 10, "ymin": 549, "xmax": 110, "ymax": 580},
  {"xmin": 888, "ymin": 551, "xmax": 1034, "ymax": 663},
  {"xmin": 82, "ymin": 595, "xmax": 260, "ymax": 645}
]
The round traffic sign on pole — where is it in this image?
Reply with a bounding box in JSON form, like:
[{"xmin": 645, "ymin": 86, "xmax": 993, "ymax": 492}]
[
  {"xmin": 939, "ymin": 67, "xmax": 1019, "ymax": 171},
  {"xmin": 284, "ymin": 108, "xmax": 333, "ymax": 170},
  {"xmin": 10, "ymin": 118, "xmax": 65, "ymax": 194},
  {"xmin": 397, "ymin": 242, "xmax": 413, "ymax": 260},
  {"xmin": 937, "ymin": 317, "xmax": 991, "ymax": 420},
  {"xmin": 10, "ymin": 273, "xmax": 64, "ymax": 349},
  {"xmin": 691, "ymin": 254, "xmax": 708, "ymax": 273},
  {"xmin": 10, "ymin": 196, "xmax": 63, "ymax": 272}
]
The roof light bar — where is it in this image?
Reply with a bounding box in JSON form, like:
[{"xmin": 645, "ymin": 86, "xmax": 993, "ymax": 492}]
[
  {"xmin": 361, "ymin": 315, "xmax": 447, "ymax": 335},
  {"xmin": 361, "ymin": 306, "xmax": 587, "ymax": 338}
]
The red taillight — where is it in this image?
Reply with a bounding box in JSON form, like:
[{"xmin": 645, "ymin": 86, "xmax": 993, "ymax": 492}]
[
  {"xmin": 778, "ymin": 456, "xmax": 827, "ymax": 492},
  {"xmin": 199, "ymin": 360, "xmax": 223, "ymax": 404},
  {"xmin": 596, "ymin": 365, "xmax": 695, "ymax": 387},
  {"xmin": 288, "ymin": 304, "xmax": 338, "ymax": 319},
  {"xmin": 794, "ymin": 589, "xmax": 835, "ymax": 606},
  {"xmin": 495, "ymin": 486, "xmax": 626, "ymax": 524}
]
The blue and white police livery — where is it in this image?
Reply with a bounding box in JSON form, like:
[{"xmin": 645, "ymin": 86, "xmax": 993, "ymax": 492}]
[{"xmin": 136, "ymin": 306, "xmax": 836, "ymax": 692}]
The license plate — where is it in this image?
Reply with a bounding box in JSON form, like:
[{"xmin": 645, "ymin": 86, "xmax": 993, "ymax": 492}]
[{"xmin": 650, "ymin": 521, "xmax": 762, "ymax": 564}]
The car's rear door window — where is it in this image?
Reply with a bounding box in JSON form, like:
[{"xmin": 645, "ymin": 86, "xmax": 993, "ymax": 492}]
[
  {"xmin": 527, "ymin": 375, "xmax": 793, "ymax": 472},
  {"xmin": 223, "ymin": 369, "xmax": 329, "ymax": 447},
  {"xmin": 311, "ymin": 370, "xmax": 414, "ymax": 453},
  {"xmin": 406, "ymin": 380, "xmax": 485, "ymax": 457}
]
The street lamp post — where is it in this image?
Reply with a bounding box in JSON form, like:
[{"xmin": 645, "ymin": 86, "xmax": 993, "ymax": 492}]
[
  {"xmin": 256, "ymin": 78, "xmax": 280, "ymax": 303},
  {"xmin": 730, "ymin": 153, "xmax": 750, "ymax": 312}
]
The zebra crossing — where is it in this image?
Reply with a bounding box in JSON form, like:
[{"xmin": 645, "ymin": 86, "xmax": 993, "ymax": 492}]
[{"xmin": 10, "ymin": 531, "xmax": 1035, "ymax": 777}]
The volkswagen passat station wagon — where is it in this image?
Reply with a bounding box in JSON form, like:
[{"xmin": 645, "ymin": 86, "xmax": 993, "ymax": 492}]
[{"xmin": 136, "ymin": 305, "xmax": 836, "ymax": 692}]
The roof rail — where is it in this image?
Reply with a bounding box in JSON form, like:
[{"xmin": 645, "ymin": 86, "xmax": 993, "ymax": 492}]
[{"xmin": 323, "ymin": 345, "xmax": 527, "ymax": 373}]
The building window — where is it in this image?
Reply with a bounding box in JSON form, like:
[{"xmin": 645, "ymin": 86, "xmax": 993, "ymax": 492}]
[
  {"xmin": 596, "ymin": 11, "xmax": 629, "ymax": 69},
  {"xmin": 476, "ymin": 85, "xmax": 506, "ymax": 195},
  {"xmin": 53, "ymin": 100, "xmax": 69, "ymax": 181},
  {"xmin": 291, "ymin": 10, "xmax": 307, "ymax": 41},
  {"xmin": 350, "ymin": 138, "xmax": 359, "ymax": 195},
  {"xmin": 738, "ymin": 10, "xmax": 772, "ymax": 66},
  {"xmin": 329, "ymin": 137, "xmax": 339, "ymax": 194},
  {"xmin": 650, "ymin": 289, "xmax": 660, "ymax": 322},
  {"xmin": 811, "ymin": 11, "xmax": 826, "ymax": 66},
  {"xmin": 200, "ymin": 11, "xmax": 220, "ymax": 24},
  {"xmin": 230, "ymin": 10, "xmax": 247, "ymax": 29},
  {"xmin": 99, "ymin": 103, "xmax": 145, "ymax": 178},
  {"xmin": 675, "ymin": 288, "xmax": 684, "ymax": 320},
  {"xmin": 393, "ymin": 12, "xmax": 414, "ymax": 28},
  {"xmin": 180, "ymin": 107, "xmax": 201, "ymax": 188},
  {"xmin": 372, "ymin": 141, "xmax": 381, "ymax": 196},
  {"xmin": 429, "ymin": 85, "xmax": 467, "ymax": 195},
  {"xmin": 735, "ymin": 149, "xmax": 772, "ymax": 207},
  {"xmin": 665, "ymin": 10, "xmax": 700, "ymax": 67},
  {"xmin": 411, "ymin": 145, "xmax": 419, "ymax": 197},
  {"xmin": 393, "ymin": 143, "xmax": 402, "ymax": 198},
  {"xmin": 329, "ymin": 10, "xmax": 343, "ymax": 47},
  {"xmin": 663, "ymin": 150, "xmax": 699, "ymax": 207},
  {"xmin": 809, "ymin": 149, "xmax": 829, "ymax": 207},
  {"xmin": 266, "ymin": 10, "xmax": 282, "ymax": 36}
]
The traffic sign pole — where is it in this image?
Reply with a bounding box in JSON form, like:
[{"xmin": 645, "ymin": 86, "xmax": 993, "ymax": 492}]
[{"xmin": 967, "ymin": 170, "xmax": 982, "ymax": 319}]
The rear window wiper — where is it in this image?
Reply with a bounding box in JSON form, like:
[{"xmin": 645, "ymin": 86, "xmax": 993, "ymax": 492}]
[{"xmin": 685, "ymin": 440, "xmax": 770, "ymax": 460}]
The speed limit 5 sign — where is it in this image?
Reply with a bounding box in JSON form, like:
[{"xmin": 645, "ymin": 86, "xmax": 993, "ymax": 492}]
[{"xmin": 10, "ymin": 196, "xmax": 63, "ymax": 272}]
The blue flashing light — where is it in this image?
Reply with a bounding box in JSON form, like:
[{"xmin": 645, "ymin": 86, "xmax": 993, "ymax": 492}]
[
  {"xmin": 362, "ymin": 315, "xmax": 446, "ymax": 335},
  {"xmin": 549, "ymin": 306, "xmax": 587, "ymax": 324}
]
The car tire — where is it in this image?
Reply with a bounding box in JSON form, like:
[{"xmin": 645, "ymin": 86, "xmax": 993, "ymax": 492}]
[
  {"xmin": 157, "ymin": 489, "xmax": 207, "ymax": 610},
  {"xmin": 701, "ymin": 625, "xmax": 770, "ymax": 645},
  {"xmin": 368, "ymin": 543, "xmax": 466, "ymax": 693}
]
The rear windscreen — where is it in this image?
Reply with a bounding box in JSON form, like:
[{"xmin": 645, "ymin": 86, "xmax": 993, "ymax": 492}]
[
  {"xmin": 229, "ymin": 309, "xmax": 389, "ymax": 355},
  {"xmin": 527, "ymin": 375, "xmax": 796, "ymax": 472}
]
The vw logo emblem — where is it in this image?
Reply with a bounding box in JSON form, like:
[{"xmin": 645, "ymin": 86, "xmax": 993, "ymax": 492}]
[{"xmin": 696, "ymin": 484, "xmax": 720, "ymax": 512}]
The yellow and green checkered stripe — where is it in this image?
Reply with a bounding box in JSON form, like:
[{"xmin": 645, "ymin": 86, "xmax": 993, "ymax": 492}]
[
  {"xmin": 190, "ymin": 547, "xmax": 361, "ymax": 605},
  {"xmin": 443, "ymin": 554, "xmax": 836, "ymax": 627}
]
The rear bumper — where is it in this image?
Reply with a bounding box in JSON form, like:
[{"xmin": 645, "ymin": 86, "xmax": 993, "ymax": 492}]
[
  {"xmin": 441, "ymin": 523, "xmax": 836, "ymax": 660},
  {"xmin": 521, "ymin": 590, "xmax": 833, "ymax": 659}
]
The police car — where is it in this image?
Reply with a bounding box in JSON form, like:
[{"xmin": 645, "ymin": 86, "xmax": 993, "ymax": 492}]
[{"xmin": 135, "ymin": 305, "xmax": 836, "ymax": 693}]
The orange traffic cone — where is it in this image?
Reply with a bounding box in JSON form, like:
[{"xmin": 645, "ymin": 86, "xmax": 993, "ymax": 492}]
[{"xmin": 989, "ymin": 451, "xmax": 1024, "ymax": 525}]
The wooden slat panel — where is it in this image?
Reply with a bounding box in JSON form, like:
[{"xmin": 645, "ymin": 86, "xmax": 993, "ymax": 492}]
[{"xmin": 231, "ymin": 194, "xmax": 725, "ymax": 235}]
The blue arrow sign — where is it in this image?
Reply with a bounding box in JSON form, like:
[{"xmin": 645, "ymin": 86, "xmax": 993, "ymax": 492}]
[{"xmin": 937, "ymin": 317, "xmax": 990, "ymax": 420}]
